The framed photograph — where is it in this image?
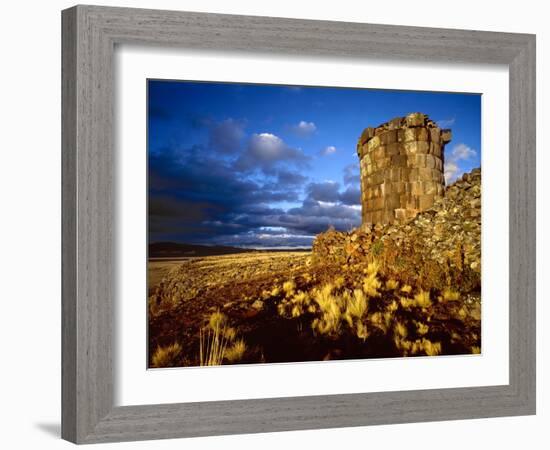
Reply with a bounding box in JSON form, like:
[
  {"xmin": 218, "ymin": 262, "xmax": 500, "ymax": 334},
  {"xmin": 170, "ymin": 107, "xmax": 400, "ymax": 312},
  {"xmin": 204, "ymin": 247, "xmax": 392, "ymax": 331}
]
[{"xmin": 62, "ymin": 5, "xmax": 536, "ymax": 444}]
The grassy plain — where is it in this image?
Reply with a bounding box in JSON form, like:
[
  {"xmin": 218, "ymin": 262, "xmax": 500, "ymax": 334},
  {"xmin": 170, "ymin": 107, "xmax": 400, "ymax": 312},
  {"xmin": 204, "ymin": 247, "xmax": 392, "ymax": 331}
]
[{"xmin": 148, "ymin": 250, "xmax": 481, "ymax": 368}]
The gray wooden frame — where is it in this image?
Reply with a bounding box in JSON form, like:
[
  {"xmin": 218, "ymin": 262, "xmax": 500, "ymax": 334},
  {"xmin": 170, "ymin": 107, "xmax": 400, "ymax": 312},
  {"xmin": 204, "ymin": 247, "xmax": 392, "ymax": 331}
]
[{"xmin": 62, "ymin": 4, "xmax": 536, "ymax": 444}]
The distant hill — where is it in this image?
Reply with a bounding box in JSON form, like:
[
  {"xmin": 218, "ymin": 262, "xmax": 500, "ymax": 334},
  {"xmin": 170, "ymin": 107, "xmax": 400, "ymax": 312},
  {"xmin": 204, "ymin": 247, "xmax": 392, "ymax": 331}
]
[
  {"xmin": 149, "ymin": 242, "xmax": 311, "ymax": 258},
  {"xmin": 149, "ymin": 242, "xmax": 254, "ymax": 258}
]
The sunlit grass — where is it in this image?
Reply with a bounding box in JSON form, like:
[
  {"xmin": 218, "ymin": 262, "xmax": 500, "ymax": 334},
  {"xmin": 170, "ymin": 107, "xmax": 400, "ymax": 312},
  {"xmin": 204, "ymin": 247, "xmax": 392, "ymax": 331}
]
[
  {"xmin": 151, "ymin": 342, "xmax": 182, "ymax": 368},
  {"xmin": 225, "ymin": 339, "xmax": 247, "ymax": 363}
]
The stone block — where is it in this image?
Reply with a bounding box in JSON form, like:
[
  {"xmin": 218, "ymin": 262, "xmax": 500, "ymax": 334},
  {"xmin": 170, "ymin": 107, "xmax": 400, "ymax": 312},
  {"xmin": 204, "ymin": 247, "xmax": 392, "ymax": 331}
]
[
  {"xmin": 388, "ymin": 117, "xmax": 403, "ymax": 130},
  {"xmin": 441, "ymin": 129, "xmax": 452, "ymax": 143},
  {"xmin": 371, "ymin": 210, "xmax": 383, "ymax": 223},
  {"xmin": 382, "ymin": 210, "xmax": 395, "ymax": 223},
  {"xmin": 394, "ymin": 208, "xmax": 408, "ymax": 221},
  {"xmin": 391, "ymin": 167, "xmax": 404, "ymax": 182},
  {"xmin": 404, "ymin": 141, "xmax": 430, "ymax": 156},
  {"xmin": 367, "ymin": 135, "xmax": 381, "ymax": 152},
  {"xmin": 430, "ymin": 127, "xmax": 441, "ymax": 144},
  {"xmin": 384, "ymin": 193, "xmax": 401, "ymax": 209},
  {"xmin": 386, "ymin": 142, "xmax": 401, "ymax": 156},
  {"xmin": 411, "ymin": 181, "xmax": 424, "ymax": 195},
  {"xmin": 416, "ymin": 154, "xmax": 427, "ymax": 167},
  {"xmin": 392, "ymin": 181, "xmax": 406, "ymax": 194},
  {"xmin": 425, "ymin": 154, "xmax": 436, "ymax": 169},
  {"xmin": 403, "ymin": 128, "xmax": 416, "ymax": 142},
  {"xmin": 416, "ymin": 127, "xmax": 429, "ymax": 141},
  {"xmin": 380, "ymin": 129, "xmax": 398, "ymax": 145},
  {"xmin": 373, "ymin": 146, "xmax": 387, "ymax": 160},
  {"xmin": 423, "ymin": 181, "xmax": 438, "ymax": 195},
  {"xmin": 428, "ymin": 142, "xmax": 440, "ymax": 157},
  {"xmin": 418, "ymin": 167, "xmax": 435, "ymax": 181},
  {"xmin": 397, "ymin": 129, "xmax": 405, "ymax": 143},
  {"xmin": 402, "ymin": 194, "xmax": 416, "ymax": 210},
  {"xmin": 417, "ymin": 194, "xmax": 435, "ymax": 210},
  {"xmin": 360, "ymin": 127, "xmax": 375, "ymax": 145},
  {"xmin": 391, "ymin": 154, "xmax": 408, "ymax": 167},
  {"xmin": 406, "ymin": 112, "xmax": 426, "ymax": 127}
]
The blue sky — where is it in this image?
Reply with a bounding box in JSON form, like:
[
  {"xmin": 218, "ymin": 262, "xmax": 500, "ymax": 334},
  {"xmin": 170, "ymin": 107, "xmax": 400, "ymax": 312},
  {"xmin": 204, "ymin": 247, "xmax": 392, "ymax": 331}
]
[{"xmin": 148, "ymin": 80, "xmax": 481, "ymax": 248}]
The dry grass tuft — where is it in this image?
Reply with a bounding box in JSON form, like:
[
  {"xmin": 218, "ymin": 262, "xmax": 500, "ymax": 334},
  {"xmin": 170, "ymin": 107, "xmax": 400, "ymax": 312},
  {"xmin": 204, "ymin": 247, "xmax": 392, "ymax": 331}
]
[
  {"xmin": 441, "ymin": 288, "xmax": 460, "ymax": 302},
  {"xmin": 283, "ymin": 280, "xmax": 296, "ymax": 297},
  {"xmin": 151, "ymin": 342, "xmax": 182, "ymax": 368},
  {"xmin": 414, "ymin": 290, "xmax": 432, "ymax": 308},
  {"xmin": 225, "ymin": 339, "xmax": 247, "ymax": 363},
  {"xmin": 415, "ymin": 321, "xmax": 429, "ymax": 335},
  {"xmin": 362, "ymin": 262, "xmax": 381, "ymax": 297},
  {"xmin": 311, "ymin": 283, "xmax": 342, "ymax": 336},
  {"xmin": 400, "ymin": 284, "xmax": 412, "ymax": 294}
]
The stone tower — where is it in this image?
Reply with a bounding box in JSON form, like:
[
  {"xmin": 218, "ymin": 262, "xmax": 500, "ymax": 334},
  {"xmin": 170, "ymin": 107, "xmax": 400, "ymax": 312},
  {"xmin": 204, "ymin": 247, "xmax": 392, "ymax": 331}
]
[{"xmin": 357, "ymin": 113, "xmax": 451, "ymax": 225}]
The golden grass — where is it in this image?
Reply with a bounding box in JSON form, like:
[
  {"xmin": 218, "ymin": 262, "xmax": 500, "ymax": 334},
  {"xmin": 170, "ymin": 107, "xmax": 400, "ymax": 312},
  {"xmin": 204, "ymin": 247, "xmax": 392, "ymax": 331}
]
[
  {"xmin": 394, "ymin": 321, "xmax": 408, "ymax": 339},
  {"xmin": 362, "ymin": 262, "xmax": 381, "ymax": 297},
  {"xmin": 283, "ymin": 280, "xmax": 296, "ymax": 297},
  {"xmin": 400, "ymin": 284, "xmax": 412, "ymax": 294},
  {"xmin": 311, "ymin": 283, "xmax": 342, "ymax": 336},
  {"xmin": 441, "ymin": 288, "xmax": 460, "ymax": 302},
  {"xmin": 151, "ymin": 342, "xmax": 182, "ymax": 368},
  {"xmin": 225, "ymin": 339, "xmax": 247, "ymax": 363},
  {"xmin": 414, "ymin": 291, "xmax": 432, "ymax": 308},
  {"xmin": 415, "ymin": 321, "xmax": 429, "ymax": 335},
  {"xmin": 199, "ymin": 324, "xmax": 229, "ymax": 366}
]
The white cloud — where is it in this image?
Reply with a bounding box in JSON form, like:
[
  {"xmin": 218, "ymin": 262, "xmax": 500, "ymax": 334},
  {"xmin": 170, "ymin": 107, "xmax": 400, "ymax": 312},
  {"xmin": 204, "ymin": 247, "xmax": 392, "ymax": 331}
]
[
  {"xmin": 234, "ymin": 132, "xmax": 309, "ymax": 173},
  {"xmin": 444, "ymin": 162, "xmax": 459, "ymax": 184},
  {"xmin": 320, "ymin": 145, "xmax": 337, "ymax": 156},
  {"xmin": 436, "ymin": 118, "xmax": 456, "ymax": 128},
  {"xmin": 291, "ymin": 120, "xmax": 317, "ymax": 136},
  {"xmin": 450, "ymin": 143, "xmax": 477, "ymax": 161},
  {"xmin": 444, "ymin": 143, "xmax": 477, "ymax": 184}
]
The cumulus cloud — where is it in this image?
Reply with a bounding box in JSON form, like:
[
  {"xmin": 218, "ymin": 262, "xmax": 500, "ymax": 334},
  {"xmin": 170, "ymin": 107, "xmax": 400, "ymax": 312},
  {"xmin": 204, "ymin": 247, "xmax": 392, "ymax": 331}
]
[
  {"xmin": 306, "ymin": 181, "xmax": 340, "ymax": 202},
  {"xmin": 208, "ymin": 118, "xmax": 245, "ymax": 154},
  {"xmin": 444, "ymin": 143, "xmax": 477, "ymax": 183},
  {"xmin": 339, "ymin": 185, "xmax": 361, "ymax": 206},
  {"xmin": 450, "ymin": 143, "xmax": 477, "ymax": 160},
  {"xmin": 343, "ymin": 163, "xmax": 360, "ymax": 186},
  {"xmin": 320, "ymin": 145, "xmax": 337, "ymax": 156},
  {"xmin": 291, "ymin": 120, "xmax": 317, "ymax": 136},
  {"xmin": 149, "ymin": 129, "xmax": 364, "ymax": 248},
  {"xmin": 234, "ymin": 132, "xmax": 309, "ymax": 173}
]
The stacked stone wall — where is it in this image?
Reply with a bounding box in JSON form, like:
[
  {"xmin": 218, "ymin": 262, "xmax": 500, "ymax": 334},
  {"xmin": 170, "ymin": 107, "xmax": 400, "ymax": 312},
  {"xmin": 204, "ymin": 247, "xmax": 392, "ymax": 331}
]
[{"xmin": 357, "ymin": 113, "xmax": 451, "ymax": 224}]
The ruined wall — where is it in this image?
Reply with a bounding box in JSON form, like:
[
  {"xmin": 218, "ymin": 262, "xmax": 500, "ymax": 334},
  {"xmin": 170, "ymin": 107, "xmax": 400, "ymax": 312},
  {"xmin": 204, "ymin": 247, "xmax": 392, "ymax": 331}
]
[{"xmin": 357, "ymin": 113, "xmax": 451, "ymax": 224}]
